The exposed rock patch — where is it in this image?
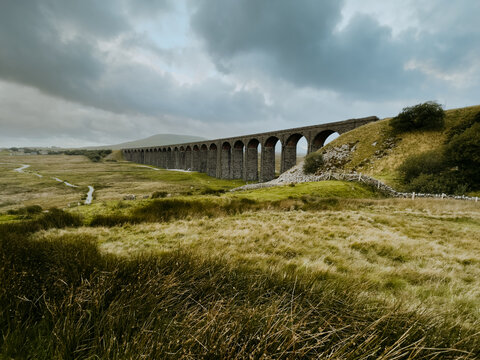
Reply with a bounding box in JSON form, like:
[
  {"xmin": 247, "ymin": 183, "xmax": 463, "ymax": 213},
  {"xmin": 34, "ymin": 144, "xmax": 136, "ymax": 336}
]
[{"xmin": 318, "ymin": 142, "xmax": 357, "ymax": 172}]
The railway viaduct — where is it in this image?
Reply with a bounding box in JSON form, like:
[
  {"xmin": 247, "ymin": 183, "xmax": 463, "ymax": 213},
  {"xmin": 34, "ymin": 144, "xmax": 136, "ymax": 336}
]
[{"xmin": 122, "ymin": 116, "xmax": 378, "ymax": 182}]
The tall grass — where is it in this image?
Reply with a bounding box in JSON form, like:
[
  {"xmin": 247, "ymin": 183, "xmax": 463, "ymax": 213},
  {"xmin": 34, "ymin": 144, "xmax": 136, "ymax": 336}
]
[
  {"xmin": 89, "ymin": 197, "xmax": 369, "ymax": 227},
  {"xmin": 1, "ymin": 216, "xmax": 479, "ymax": 358}
]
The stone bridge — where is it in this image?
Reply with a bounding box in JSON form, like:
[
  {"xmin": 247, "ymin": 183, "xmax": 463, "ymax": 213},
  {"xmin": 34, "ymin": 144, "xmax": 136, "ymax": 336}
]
[{"xmin": 122, "ymin": 116, "xmax": 378, "ymax": 182}]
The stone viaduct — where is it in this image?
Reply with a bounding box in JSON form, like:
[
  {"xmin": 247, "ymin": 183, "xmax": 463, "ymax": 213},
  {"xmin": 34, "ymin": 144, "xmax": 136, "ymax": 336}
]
[{"xmin": 122, "ymin": 116, "xmax": 378, "ymax": 182}]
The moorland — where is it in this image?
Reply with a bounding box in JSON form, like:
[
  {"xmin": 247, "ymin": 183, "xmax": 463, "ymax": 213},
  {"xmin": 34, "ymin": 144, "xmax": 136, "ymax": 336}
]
[{"xmin": 1, "ymin": 104, "xmax": 479, "ymax": 358}]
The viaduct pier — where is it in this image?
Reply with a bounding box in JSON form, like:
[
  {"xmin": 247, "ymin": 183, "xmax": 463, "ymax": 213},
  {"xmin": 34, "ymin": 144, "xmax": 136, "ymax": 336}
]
[{"xmin": 122, "ymin": 116, "xmax": 378, "ymax": 182}]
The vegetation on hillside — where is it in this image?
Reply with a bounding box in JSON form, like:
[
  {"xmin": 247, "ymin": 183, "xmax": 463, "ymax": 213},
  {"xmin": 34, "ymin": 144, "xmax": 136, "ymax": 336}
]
[
  {"xmin": 64, "ymin": 149, "xmax": 112, "ymax": 162},
  {"xmin": 397, "ymin": 107, "xmax": 480, "ymax": 194},
  {"xmin": 303, "ymin": 151, "xmax": 324, "ymax": 174},
  {"xmin": 320, "ymin": 104, "xmax": 480, "ymax": 195},
  {"xmin": 390, "ymin": 101, "xmax": 445, "ymax": 133}
]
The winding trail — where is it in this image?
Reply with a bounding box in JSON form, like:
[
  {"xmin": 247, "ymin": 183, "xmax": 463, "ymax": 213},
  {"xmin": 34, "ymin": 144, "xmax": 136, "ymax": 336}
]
[
  {"xmin": 14, "ymin": 164, "xmax": 30, "ymax": 173},
  {"xmin": 85, "ymin": 186, "xmax": 95, "ymax": 205},
  {"xmin": 52, "ymin": 177, "xmax": 79, "ymax": 188},
  {"xmin": 136, "ymin": 165, "xmax": 193, "ymax": 173},
  {"xmin": 1, "ymin": 162, "xmax": 95, "ymax": 205}
]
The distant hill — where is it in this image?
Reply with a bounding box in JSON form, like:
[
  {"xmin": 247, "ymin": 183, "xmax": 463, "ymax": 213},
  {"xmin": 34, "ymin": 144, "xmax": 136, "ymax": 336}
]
[{"xmin": 86, "ymin": 134, "xmax": 207, "ymax": 150}]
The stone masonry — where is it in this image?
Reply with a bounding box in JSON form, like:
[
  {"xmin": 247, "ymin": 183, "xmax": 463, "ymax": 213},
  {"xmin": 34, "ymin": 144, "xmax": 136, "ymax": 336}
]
[{"xmin": 122, "ymin": 116, "xmax": 378, "ymax": 182}]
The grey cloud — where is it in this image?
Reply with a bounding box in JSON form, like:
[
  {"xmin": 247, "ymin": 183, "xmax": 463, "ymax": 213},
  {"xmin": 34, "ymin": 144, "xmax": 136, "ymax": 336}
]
[
  {"xmin": 1, "ymin": 0, "xmax": 479, "ymax": 148},
  {"xmin": 191, "ymin": 0, "xmax": 478, "ymax": 99},
  {"xmin": 0, "ymin": 0, "xmax": 271, "ymax": 126}
]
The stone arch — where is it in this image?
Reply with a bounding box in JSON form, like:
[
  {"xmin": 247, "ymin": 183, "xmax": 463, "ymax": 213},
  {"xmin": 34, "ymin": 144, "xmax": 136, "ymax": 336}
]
[
  {"xmin": 185, "ymin": 146, "xmax": 192, "ymax": 170},
  {"xmin": 166, "ymin": 147, "xmax": 173, "ymax": 169},
  {"xmin": 311, "ymin": 130, "xmax": 338, "ymax": 152},
  {"xmin": 221, "ymin": 141, "xmax": 232, "ymax": 179},
  {"xmin": 152, "ymin": 148, "xmax": 159, "ymax": 166},
  {"xmin": 148, "ymin": 148, "xmax": 155, "ymax": 165},
  {"xmin": 207, "ymin": 143, "xmax": 217, "ymax": 177},
  {"xmin": 192, "ymin": 145, "xmax": 200, "ymax": 171},
  {"xmin": 200, "ymin": 144, "xmax": 208, "ymax": 173},
  {"xmin": 282, "ymin": 133, "xmax": 308, "ymax": 173},
  {"xmin": 161, "ymin": 148, "xmax": 167, "ymax": 168},
  {"xmin": 232, "ymin": 140, "xmax": 244, "ymax": 180},
  {"xmin": 261, "ymin": 136, "xmax": 280, "ymax": 181},
  {"xmin": 245, "ymin": 138, "xmax": 259, "ymax": 181},
  {"xmin": 173, "ymin": 147, "xmax": 180, "ymax": 169},
  {"xmin": 179, "ymin": 146, "xmax": 186, "ymax": 169}
]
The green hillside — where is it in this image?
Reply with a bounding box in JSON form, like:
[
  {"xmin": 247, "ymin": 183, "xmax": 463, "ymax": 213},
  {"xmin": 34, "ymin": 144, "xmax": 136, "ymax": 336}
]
[{"xmin": 321, "ymin": 104, "xmax": 480, "ymax": 194}]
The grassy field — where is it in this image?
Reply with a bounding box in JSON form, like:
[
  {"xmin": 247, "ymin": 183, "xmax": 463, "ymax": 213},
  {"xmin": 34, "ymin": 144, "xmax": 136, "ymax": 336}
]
[
  {"xmin": 0, "ymin": 153, "xmax": 245, "ymax": 212},
  {"xmin": 1, "ymin": 154, "xmax": 480, "ymax": 358}
]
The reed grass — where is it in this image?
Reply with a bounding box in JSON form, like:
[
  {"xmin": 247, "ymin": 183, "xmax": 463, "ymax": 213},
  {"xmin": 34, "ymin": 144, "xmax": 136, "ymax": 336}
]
[{"xmin": 1, "ymin": 220, "xmax": 478, "ymax": 359}]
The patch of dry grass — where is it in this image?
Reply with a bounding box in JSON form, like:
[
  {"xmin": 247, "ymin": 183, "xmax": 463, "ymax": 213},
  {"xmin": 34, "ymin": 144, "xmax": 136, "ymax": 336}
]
[{"xmin": 36, "ymin": 198, "xmax": 480, "ymax": 326}]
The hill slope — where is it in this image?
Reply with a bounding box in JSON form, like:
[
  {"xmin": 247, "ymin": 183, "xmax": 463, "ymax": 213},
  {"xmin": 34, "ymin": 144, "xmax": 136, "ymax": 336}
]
[
  {"xmin": 87, "ymin": 134, "xmax": 207, "ymax": 150},
  {"xmin": 319, "ymin": 104, "xmax": 480, "ymax": 192}
]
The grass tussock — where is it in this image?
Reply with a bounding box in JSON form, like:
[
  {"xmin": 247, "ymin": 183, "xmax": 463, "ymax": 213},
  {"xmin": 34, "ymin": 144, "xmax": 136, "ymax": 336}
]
[
  {"xmin": 1, "ymin": 223, "xmax": 479, "ymax": 359},
  {"xmin": 88, "ymin": 196, "xmax": 373, "ymax": 227},
  {"xmin": 0, "ymin": 208, "xmax": 82, "ymax": 234}
]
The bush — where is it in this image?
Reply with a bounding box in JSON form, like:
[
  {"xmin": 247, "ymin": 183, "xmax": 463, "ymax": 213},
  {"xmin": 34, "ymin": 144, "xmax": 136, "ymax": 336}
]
[
  {"xmin": 64, "ymin": 149, "xmax": 112, "ymax": 162},
  {"xmin": 406, "ymin": 173, "xmax": 468, "ymax": 194},
  {"xmin": 200, "ymin": 187, "xmax": 225, "ymax": 196},
  {"xmin": 390, "ymin": 101, "xmax": 445, "ymax": 133},
  {"xmin": 303, "ymin": 152, "xmax": 324, "ymax": 174},
  {"xmin": 446, "ymin": 110, "xmax": 480, "ymax": 141},
  {"xmin": 151, "ymin": 191, "xmax": 168, "ymax": 199},
  {"xmin": 398, "ymin": 150, "xmax": 447, "ymax": 183},
  {"xmin": 445, "ymin": 122, "xmax": 480, "ymax": 169},
  {"xmin": 7, "ymin": 205, "xmax": 43, "ymax": 216},
  {"xmin": 445, "ymin": 122, "xmax": 480, "ymax": 188}
]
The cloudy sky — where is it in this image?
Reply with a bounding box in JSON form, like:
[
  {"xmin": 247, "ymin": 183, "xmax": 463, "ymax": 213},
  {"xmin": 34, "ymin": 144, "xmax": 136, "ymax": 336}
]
[{"xmin": 1, "ymin": 0, "xmax": 479, "ymax": 147}]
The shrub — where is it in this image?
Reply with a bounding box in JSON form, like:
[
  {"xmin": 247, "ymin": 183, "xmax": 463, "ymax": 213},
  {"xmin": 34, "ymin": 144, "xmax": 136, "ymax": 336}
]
[
  {"xmin": 303, "ymin": 152, "xmax": 324, "ymax": 174},
  {"xmin": 200, "ymin": 187, "xmax": 225, "ymax": 196},
  {"xmin": 398, "ymin": 150, "xmax": 447, "ymax": 183},
  {"xmin": 445, "ymin": 122, "xmax": 480, "ymax": 189},
  {"xmin": 406, "ymin": 173, "xmax": 468, "ymax": 194},
  {"xmin": 64, "ymin": 149, "xmax": 112, "ymax": 162},
  {"xmin": 151, "ymin": 191, "xmax": 168, "ymax": 199},
  {"xmin": 7, "ymin": 205, "xmax": 43, "ymax": 216},
  {"xmin": 445, "ymin": 122, "xmax": 480, "ymax": 169},
  {"xmin": 89, "ymin": 214, "xmax": 132, "ymax": 227},
  {"xmin": 390, "ymin": 101, "xmax": 445, "ymax": 133},
  {"xmin": 446, "ymin": 110, "xmax": 480, "ymax": 141}
]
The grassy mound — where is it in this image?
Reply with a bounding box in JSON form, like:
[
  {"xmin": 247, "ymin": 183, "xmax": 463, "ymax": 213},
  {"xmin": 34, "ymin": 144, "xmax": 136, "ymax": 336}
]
[{"xmin": 322, "ymin": 104, "xmax": 480, "ymax": 192}]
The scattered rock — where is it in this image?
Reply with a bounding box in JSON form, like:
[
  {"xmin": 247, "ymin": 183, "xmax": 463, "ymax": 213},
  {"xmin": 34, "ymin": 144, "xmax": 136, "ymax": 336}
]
[
  {"xmin": 123, "ymin": 194, "xmax": 136, "ymax": 200},
  {"xmin": 320, "ymin": 142, "xmax": 357, "ymax": 171}
]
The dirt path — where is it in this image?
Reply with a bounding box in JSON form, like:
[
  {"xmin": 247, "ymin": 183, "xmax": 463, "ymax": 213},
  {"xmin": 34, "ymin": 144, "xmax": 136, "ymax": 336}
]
[
  {"xmin": 1, "ymin": 162, "xmax": 95, "ymax": 205},
  {"xmin": 136, "ymin": 165, "xmax": 193, "ymax": 172},
  {"xmin": 85, "ymin": 186, "xmax": 95, "ymax": 205}
]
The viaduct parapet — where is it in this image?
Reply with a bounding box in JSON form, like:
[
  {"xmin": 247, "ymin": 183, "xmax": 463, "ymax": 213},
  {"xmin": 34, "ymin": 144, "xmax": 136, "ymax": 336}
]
[{"xmin": 122, "ymin": 116, "xmax": 378, "ymax": 182}]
